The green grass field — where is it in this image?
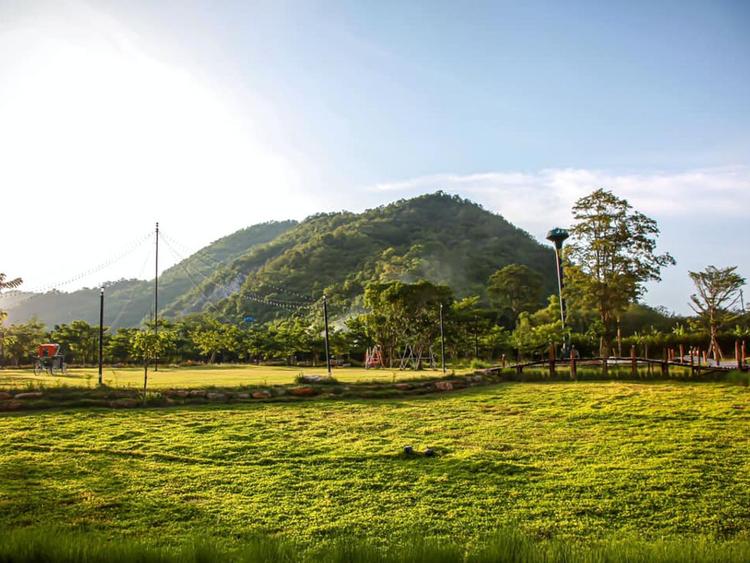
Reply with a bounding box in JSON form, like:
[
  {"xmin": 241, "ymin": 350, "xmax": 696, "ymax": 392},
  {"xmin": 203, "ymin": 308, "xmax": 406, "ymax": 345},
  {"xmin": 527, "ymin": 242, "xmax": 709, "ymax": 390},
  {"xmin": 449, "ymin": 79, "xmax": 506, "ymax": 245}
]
[
  {"xmin": 1, "ymin": 380, "xmax": 748, "ymax": 559},
  {"xmin": 0, "ymin": 365, "xmax": 465, "ymax": 390}
]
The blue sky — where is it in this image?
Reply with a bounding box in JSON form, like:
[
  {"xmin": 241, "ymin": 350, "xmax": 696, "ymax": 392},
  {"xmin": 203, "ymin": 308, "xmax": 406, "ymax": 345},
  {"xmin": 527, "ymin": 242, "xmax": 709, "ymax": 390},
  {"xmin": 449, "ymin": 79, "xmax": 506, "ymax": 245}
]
[{"xmin": 1, "ymin": 0, "xmax": 748, "ymax": 312}]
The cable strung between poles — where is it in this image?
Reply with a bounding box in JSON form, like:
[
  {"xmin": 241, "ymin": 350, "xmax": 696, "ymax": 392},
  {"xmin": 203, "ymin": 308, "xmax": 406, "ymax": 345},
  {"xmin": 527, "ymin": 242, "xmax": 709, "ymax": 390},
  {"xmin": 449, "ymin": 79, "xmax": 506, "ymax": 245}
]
[{"xmin": 159, "ymin": 230, "xmax": 317, "ymax": 304}]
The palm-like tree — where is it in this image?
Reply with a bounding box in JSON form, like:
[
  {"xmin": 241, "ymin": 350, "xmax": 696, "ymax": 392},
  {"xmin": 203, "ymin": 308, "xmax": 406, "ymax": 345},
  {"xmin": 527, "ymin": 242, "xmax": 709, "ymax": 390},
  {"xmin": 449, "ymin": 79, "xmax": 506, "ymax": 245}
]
[{"xmin": 0, "ymin": 273, "xmax": 22, "ymax": 292}]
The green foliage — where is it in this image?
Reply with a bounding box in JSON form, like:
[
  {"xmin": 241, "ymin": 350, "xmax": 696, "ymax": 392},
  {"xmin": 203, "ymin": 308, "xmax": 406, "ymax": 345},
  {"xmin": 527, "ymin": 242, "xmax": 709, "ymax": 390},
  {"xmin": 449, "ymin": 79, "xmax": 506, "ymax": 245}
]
[
  {"xmin": 130, "ymin": 329, "xmax": 175, "ymax": 364},
  {"xmin": 188, "ymin": 318, "xmax": 241, "ymax": 364},
  {"xmin": 362, "ymin": 279, "xmax": 452, "ymax": 367},
  {"xmin": 566, "ymin": 189, "xmax": 674, "ymax": 355},
  {"xmin": 0, "ymin": 318, "xmax": 45, "ymax": 365},
  {"xmin": 50, "ymin": 320, "xmax": 102, "ymax": 365},
  {"xmin": 510, "ymin": 312, "xmax": 567, "ymax": 357},
  {"xmin": 171, "ymin": 192, "xmax": 555, "ymax": 324},
  {"xmin": 487, "ymin": 263, "xmax": 544, "ymax": 323}
]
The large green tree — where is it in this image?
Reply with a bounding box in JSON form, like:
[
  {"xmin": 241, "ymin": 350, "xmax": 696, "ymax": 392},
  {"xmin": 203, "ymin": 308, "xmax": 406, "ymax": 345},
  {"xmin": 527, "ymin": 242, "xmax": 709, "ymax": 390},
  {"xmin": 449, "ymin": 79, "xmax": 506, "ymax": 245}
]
[
  {"xmin": 50, "ymin": 320, "xmax": 102, "ymax": 365},
  {"xmin": 363, "ymin": 280, "xmax": 453, "ymax": 368},
  {"xmin": 688, "ymin": 265, "xmax": 746, "ymax": 361},
  {"xmin": 487, "ymin": 264, "xmax": 543, "ymax": 324},
  {"xmin": 566, "ymin": 189, "xmax": 674, "ymax": 357}
]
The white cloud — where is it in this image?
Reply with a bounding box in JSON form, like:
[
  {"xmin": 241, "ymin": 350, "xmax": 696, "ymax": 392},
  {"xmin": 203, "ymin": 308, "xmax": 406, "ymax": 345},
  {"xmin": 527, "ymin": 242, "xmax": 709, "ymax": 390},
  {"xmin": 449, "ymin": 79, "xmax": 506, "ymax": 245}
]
[
  {"xmin": 369, "ymin": 166, "xmax": 750, "ymax": 241},
  {"xmin": 367, "ymin": 166, "xmax": 750, "ymax": 314}
]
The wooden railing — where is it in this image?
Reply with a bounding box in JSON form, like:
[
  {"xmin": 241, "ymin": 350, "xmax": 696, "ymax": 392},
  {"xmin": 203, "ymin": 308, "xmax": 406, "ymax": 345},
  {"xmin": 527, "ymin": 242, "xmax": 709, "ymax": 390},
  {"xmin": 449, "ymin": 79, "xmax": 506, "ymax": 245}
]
[{"xmin": 485, "ymin": 341, "xmax": 748, "ymax": 378}]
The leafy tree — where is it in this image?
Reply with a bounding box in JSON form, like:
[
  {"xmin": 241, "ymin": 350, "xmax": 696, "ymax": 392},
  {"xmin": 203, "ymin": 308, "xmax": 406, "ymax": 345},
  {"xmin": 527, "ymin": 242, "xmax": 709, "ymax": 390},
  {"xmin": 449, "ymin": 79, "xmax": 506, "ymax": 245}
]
[
  {"xmin": 487, "ymin": 264, "xmax": 543, "ymax": 324},
  {"xmin": 479, "ymin": 325, "xmax": 509, "ymax": 361},
  {"xmin": 363, "ymin": 280, "xmax": 453, "ymax": 368},
  {"xmin": 566, "ymin": 189, "xmax": 674, "ymax": 357},
  {"xmin": 130, "ymin": 329, "xmax": 174, "ymax": 395},
  {"xmin": 0, "ymin": 273, "xmax": 22, "ymax": 292},
  {"xmin": 106, "ymin": 328, "xmax": 138, "ymax": 364},
  {"xmin": 511, "ymin": 313, "xmax": 567, "ymax": 359},
  {"xmin": 2, "ymin": 319, "xmax": 46, "ymax": 365},
  {"xmin": 189, "ymin": 319, "xmax": 239, "ymax": 364},
  {"xmin": 50, "ymin": 320, "xmax": 102, "ymax": 365},
  {"xmin": 447, "ymin": 296, "xmax": 489, "ymax": 360},
  {"xmin": 688, "ymin": 265, "xmax": 746, "ymax": 360}
]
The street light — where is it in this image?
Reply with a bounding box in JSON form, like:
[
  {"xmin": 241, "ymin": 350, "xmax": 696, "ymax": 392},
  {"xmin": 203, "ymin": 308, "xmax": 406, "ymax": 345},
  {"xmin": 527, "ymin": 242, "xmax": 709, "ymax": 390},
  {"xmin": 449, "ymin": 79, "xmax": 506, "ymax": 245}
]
[{"xmin": 546, "ymin": 228, "xmax": 569, "ymax": 329}]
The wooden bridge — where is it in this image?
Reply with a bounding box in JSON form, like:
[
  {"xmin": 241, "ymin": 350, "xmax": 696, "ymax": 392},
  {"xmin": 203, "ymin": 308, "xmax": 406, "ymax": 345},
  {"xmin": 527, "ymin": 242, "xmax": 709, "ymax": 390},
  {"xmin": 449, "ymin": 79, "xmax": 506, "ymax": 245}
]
[{"xmin": 483, "ymin": 341, "xmax": 748, "ymax": 378}]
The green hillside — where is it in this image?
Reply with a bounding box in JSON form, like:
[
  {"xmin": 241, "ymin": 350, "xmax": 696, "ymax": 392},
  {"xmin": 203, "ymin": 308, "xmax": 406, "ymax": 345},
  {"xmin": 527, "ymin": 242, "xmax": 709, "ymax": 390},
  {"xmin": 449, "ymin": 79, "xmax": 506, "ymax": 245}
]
[
  {"xmin": 1, "ymin": 221, "xmax": 296, "ymax": 328},
  {"xmin": 165, "ymin": 192, "xmax": 557, "ymax": 321},
  {"xmin": 3, "ymin": 194, "xmax": 558, "ymax": 327}
]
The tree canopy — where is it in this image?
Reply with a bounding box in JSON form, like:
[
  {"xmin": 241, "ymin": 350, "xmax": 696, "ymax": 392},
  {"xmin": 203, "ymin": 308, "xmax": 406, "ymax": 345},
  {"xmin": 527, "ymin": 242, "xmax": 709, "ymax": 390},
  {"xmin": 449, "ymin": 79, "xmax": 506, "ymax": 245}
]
[{"xmin": 565, "ymin": 189, "xmax": 674, "ymax": 355}]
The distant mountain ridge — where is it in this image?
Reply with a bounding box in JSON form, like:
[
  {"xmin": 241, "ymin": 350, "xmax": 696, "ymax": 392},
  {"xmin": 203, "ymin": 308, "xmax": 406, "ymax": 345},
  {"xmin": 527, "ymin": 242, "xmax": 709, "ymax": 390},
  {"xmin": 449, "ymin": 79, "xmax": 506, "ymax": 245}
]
[
  {"xmin": 1, "ymin": 221, "xmax": 296, "ymax": 328},
  {"xmin": 2, "ymin": 193, "xmax": 558, "ymax": 327}
]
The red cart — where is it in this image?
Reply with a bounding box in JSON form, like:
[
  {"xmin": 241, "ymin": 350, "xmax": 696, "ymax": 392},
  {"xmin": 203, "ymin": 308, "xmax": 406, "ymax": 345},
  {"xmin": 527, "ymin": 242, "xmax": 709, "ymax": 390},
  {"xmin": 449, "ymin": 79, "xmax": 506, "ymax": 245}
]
[{"xmin": 34, "ymin": 343, "xmax": 67, "ymax": 376}]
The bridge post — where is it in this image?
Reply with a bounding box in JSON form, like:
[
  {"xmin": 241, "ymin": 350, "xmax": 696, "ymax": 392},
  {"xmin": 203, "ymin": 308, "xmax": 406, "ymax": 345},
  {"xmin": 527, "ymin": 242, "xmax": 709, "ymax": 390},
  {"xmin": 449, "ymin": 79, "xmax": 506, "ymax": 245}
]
[
  {"xmin": 570, "ymin": 349, "xmax": 577, "ymax": 380},
  {"xmin": 549, "ymin": 343, "xmax": 556, "ymax": 378}
]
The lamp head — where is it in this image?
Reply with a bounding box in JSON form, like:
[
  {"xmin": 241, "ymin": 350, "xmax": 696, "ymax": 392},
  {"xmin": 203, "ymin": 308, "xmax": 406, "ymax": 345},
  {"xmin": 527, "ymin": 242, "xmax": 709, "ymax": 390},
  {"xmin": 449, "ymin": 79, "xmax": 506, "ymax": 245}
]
[{"xmin": 546, "ymin": 228, "xmax": 569, "ymax": 249}]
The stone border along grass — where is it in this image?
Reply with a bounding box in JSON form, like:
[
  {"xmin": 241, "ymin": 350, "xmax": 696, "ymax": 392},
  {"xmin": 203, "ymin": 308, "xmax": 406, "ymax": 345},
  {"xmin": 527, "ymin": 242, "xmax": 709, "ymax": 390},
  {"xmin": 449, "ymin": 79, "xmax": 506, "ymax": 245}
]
[
  {"xmin": 0, "ymin": 373, "xmax": 487, "ymax": 412},
  {"xmin": 0, "ymin": 368, "xmax": 745, "ymax": 412}
]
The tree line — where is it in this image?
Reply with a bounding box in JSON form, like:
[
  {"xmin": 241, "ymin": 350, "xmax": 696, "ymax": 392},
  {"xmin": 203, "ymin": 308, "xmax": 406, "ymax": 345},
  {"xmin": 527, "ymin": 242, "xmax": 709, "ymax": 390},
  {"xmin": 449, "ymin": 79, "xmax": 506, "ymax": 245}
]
[{"xmin": 1, "ymin": 189, "xmax": 747, "ymax": 368}]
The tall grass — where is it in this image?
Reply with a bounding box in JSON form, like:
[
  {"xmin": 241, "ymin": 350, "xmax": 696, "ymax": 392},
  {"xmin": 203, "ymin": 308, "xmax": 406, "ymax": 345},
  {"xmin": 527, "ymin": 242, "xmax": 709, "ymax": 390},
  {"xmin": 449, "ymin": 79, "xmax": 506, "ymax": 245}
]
[{"xmin": 1, "ymin": 527, "xmax": 749, "ymax": 563}]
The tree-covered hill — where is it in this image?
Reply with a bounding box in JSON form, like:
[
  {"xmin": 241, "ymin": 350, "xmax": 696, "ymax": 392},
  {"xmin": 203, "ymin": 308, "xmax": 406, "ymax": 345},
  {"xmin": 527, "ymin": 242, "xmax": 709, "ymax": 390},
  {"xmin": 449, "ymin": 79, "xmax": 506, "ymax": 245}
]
[
  {"xmin": 2, "ymin": 193, "xmax": 559, "ymax": 327},
  {"xmin": 1, "ymin": 221, "xmax": 296, "ymax": 328},
  {"xmin": 165, "ymin": 192, "xmax": 558, "ymax": 322}
]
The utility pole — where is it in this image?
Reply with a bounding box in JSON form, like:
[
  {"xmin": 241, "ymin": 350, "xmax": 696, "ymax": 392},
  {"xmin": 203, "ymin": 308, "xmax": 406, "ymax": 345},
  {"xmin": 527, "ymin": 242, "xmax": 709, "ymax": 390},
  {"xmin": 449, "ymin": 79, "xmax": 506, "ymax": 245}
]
[
  {"xmin": 154, "ymin": 222, "xmax": 159, "ymax": 371},
  {"xmin": 323, "ymin": 295, "xmax": 332, "ymax": 377},
  {"xmin": 439, "ymin": 303, "xmax": 446, "ymax": 374},
  {"xmin": 98, "ymin": 287, "xmax": 104, "ymax": 385}
]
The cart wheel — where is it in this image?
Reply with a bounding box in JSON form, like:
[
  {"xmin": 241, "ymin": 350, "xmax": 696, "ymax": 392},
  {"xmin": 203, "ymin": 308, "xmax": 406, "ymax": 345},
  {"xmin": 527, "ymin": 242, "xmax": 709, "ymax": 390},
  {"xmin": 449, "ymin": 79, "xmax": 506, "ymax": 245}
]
[{"xmin": 33, "ymin": 361, "xmax": 43, "ymax": 376}]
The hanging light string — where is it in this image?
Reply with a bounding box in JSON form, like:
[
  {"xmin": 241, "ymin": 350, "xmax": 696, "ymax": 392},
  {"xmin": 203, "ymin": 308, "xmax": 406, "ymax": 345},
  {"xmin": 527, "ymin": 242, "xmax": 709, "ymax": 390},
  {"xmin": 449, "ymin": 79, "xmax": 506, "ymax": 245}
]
[
  {"xmin": 160, "ymin": 235, "xmax": 316, "ymax": 315},
  {"xmin": 160, "ymin": 230, "xmax": 318, "ymax": 309},
  {"xmin": 1, "ymin": 231, "xmax": 153, "ymax": 302},
  {"xmin": 160, "ymin": 237, "xmax": 229, "ymax": 315},
  {"xmin": 108, "ymin": 243, "xmax": 154, "ymax": 329}
]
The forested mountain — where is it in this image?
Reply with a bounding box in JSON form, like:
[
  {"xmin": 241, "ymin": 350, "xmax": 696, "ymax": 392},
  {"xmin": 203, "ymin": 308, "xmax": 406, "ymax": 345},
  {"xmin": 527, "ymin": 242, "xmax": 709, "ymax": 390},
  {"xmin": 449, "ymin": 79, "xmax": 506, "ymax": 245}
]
[
  {"xmin": 164, "ymin": 192, "xmax": 558, "ymax": 322},
  {"xmin": 2, "ymin": 193, "xmax": 558, "ymax": 327},
  {"xmin": 1, "ymin": 221, "xmax": 296, "ymax": 328}
]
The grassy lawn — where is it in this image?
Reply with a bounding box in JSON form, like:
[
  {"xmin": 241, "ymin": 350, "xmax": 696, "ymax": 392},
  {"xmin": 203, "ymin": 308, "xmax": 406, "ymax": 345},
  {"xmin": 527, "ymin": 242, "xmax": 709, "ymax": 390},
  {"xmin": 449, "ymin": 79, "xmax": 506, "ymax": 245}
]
[
  {"xmin": 0, "ymin": 381, "xmax": 748, "ymax": 553},
  {"xmin": 0, "ymin": 364, "xmax": 464, "ymax": 389}
]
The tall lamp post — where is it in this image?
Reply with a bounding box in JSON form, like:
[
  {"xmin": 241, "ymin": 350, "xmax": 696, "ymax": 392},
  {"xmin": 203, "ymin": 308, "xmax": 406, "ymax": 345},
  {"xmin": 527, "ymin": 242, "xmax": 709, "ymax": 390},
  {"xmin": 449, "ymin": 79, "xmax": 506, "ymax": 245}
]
[{"xmin": 546, "ymin": 228, "xmax": 570, "ymax": 343}]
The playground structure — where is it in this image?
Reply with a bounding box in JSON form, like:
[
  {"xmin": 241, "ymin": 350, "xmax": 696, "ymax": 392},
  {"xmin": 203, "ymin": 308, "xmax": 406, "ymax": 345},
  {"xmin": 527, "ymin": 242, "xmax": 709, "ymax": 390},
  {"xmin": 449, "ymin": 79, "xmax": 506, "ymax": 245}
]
[
  {"xmin": 398, "ymin": 343, "xmax": 438, "ymax": 370},
  {"xmin": 365, "ymin": 345, "xmax": 384, "ymax": 369},
  {"xmin": 33, "ymin": 343, "xmax": 66, "ymax": 376}
]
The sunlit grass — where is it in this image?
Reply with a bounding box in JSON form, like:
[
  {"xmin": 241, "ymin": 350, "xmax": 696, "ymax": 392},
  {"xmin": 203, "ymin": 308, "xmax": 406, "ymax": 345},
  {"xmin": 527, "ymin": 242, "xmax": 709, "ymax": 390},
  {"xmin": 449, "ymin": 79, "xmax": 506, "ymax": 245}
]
[
  {"xmin": 1, "ymin": 381, "xmax": 748, "ymax": 552},
  {"xmin": 0, "ymin": 365, "xmax": 468, "ymax": 389}
]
